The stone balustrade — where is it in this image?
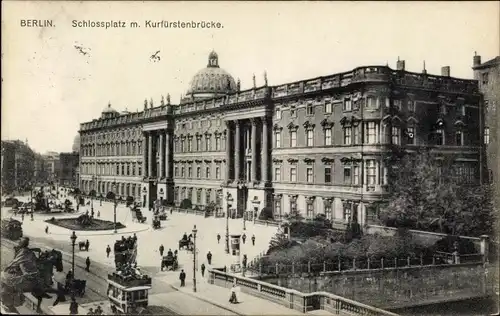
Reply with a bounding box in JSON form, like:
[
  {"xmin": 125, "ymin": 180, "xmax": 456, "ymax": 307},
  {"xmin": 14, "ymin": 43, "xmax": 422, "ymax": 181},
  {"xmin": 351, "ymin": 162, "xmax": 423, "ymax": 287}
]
[{"xmin": 208, "ymin": 268, "xmax": 399, "ymax": 316}]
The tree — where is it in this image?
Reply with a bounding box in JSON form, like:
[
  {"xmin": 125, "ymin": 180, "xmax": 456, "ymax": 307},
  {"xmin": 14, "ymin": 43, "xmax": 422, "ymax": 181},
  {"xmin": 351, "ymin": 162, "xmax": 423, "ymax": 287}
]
[
  {"xmin": 380, "ymin": 148, "xmax": 495, "ymax": 237},
  {"xmin": 126, "ymin": 196, "xmax": 134, "ymax": 207},
  {"xmin": 180, "ymin": 199, "xmax": 192, "ymax": 210},
  {"xmin": 259, "ymin": 207, "xmax": 274, "ymax": 220},
  {"xmin": 106, "ymin": 191, "xmax": 116, "ymax": 200}
]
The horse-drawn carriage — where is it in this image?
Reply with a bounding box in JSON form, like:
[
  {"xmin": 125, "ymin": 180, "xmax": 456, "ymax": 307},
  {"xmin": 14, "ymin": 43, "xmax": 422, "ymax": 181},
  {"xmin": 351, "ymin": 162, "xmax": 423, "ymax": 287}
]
[
  {"xmin": 78, "ymin": 240, "xmax": 90, "ymax": 251},
  {"xmin": 160, "ymin": 254, "xmax": 178, "ymax": 271},
  {"xmin": 178, "ymin": 235, "xmax": 194, "ymax": 252},
  {"xmin": 131, "ymin": 206, "xmax": 147, "ymax": 224}
]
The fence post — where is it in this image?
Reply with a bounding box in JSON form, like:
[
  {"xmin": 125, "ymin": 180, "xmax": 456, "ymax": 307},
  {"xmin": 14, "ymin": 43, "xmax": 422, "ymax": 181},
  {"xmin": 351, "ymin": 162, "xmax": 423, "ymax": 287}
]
[
  {"xmin": 338, "ymin": 257, "xmax": 341, "ymax": 271},
  {"xmin": 420, "ymin": 254, "xmax": 423, "ymax": 266},
  {"xmin": 432, "ymin": 255, "xmax": 436, "ymax": 265},
  {"xmin": 407, "ymin": 256, "xmax": 411, "ymax": 267},
  {"xmin": 353, "ymin": 258, "xmax": 356, "ymax": 271},
  {"xmin": 308, "ymin": 261, "xmax": 311, "ymax": 273},
  {"xmin": 275, "ymin": 263, "xmax": 279, "ymax": 275},
  {"xmin": 381, "ymin": 258, "xmax": 384, "ymax": 269},
  {"xmin": 480, "ymin": 235, "xmax": 490, "ymax": 263},
  {"xmin": 323, "ymin": 261, "xmax": 326, "ymax": 272},
  {"xmin": 367, "ymin": 257, "xmax": 371, "ymax": 270},
  {"xmin": 292, "ymin": 262, "xmax": 295, "ymax": 274},
  {"xmin": 394, "ymin": 258, "xmax": 397, "ymax": 269}
]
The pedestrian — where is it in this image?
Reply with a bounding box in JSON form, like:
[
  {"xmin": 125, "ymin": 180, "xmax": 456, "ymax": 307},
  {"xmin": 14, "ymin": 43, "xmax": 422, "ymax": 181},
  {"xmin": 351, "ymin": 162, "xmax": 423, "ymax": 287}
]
[
  {"xmin": 85, "ymin": 256, "xmax": 91, "ymax": 272},
  {"xmin": 229, "ymin": 281, "xmax": 239, "ymax": 304},
  {"xmin": 207, "ymin": 251, "xmax": 212, "ymax": 265},
  {"xmin": 201, "ymin": 263, "xmax": 206, "ymax": 277},
  {"xmin": 170, "ymin": 208, "xmax": 173, "ymax": 215},
  {"xmin": 69, "ymin": 297, "xmax": 78, "ymax": 315},
  {"xmin": 242, "ymin": 254, "xmax": 247, "ymax": 269},
  {"xmin": 21, "ymin": 213, "xmax": 24, "ymax": 221},
  {"xmin": 242, "ymin": 233, "xmax": 246, "ymax": 244},
  {"xmin": 174, "ymin": 249, "xmax": 178, "ymax": 257},
  {"xmin": 251, "ymin": 234, "xmax": 255, "ymax": 246},
  {"xmin": 179, "ymin": 269, "xmax": 186, "ymax": 287},
  {"xmin": 106, "ymin": 245, "xmax": 111, "ymax": 258},
  {"xmin": 159, "ymin": 244, "xmax": 164, "ymax": 257},
  {"xmin": 217, "ymin": 233, "xmax": 221, "ymax": 244},
  {"xmin": 97, "ymin": 211, "xmax": 100, "ymax": 218},
  {"xmin": 133, "ymin": 233, "xmax": 137, "ymax": 242},
  {"xmin": 45, "ymin": 226, "xmax": 49, "ymax": 234},
  {"xmin": 100, "ymin": 200, "xmax": 102, "ymax": 206},
  {"xmin": 30, "ymin": 212, "xmax": 34, "ymax": 221},
  {"xmin": 85, "ymin": 240, "xmax": 90, "ymax": 251},
  {"xmin": 167, "ymin": 248, "xmax": 173, "ymax": 257}
]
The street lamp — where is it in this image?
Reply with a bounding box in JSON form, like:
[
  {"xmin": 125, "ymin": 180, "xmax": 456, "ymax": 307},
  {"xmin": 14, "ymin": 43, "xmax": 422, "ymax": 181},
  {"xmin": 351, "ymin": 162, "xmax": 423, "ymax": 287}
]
[
  {"xmin": 192, "ymin": 225, "xmax": 198, "ymax": 293},
  {"xmin": 70, "ymin": 231, "xmax": 77, "ymax": 298},
  {"xmin": 112, "ymin": 182, "xmax": 117, "ymax": 233},
  {"xmin": 225, "ymin": 193, "xmax": 234, "ymax": 254},
  {"xmin": 90, "ymin": 176, "xmax": 95, "ymax": 214}
]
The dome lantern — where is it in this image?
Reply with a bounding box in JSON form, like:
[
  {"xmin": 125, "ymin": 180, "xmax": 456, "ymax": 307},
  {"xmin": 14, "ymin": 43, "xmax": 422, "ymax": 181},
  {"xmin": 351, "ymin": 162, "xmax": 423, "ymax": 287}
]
[{"xmin": 208, "ymin": 50, "xmax": 219, "ymax": 68}]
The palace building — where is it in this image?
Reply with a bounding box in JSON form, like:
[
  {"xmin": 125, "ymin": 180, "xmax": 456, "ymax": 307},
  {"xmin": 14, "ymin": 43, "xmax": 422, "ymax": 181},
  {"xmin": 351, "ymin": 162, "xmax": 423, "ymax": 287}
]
[{"xmin": 79, "ymin": 51, "xmax": 485, "ymax": 227}]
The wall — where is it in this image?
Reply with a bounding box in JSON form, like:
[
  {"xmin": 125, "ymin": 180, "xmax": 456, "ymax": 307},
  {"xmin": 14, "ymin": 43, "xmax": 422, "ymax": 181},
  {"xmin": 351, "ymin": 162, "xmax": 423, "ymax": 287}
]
[{"xmin": 261, "ymin": 262, "xmax": 496, "ymax": 310}]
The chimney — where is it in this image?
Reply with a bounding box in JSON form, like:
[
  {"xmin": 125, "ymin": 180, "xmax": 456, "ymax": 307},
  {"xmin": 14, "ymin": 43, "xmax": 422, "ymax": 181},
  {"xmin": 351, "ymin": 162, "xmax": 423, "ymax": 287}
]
[
  {"xmin": 422, "ymin": 61, "xmax": 427, "ymax": 75},
  {"xmin": 441, "ymin": 66, "xmax": 450, "ymax": 77},
  {"xmin": 473, "ymin": 52, "xmax": 481, "ymax": 67},
  {"xmin": 396, "ymin": 57, "xmax": 405, "ymax": 71}
]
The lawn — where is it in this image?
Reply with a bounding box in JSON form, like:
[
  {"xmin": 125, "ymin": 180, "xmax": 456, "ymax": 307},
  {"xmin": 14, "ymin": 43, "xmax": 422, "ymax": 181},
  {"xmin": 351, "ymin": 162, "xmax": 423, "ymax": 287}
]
[{"xmin": 45, "ymin": 217, "xmax": 126, "ymax": 231}]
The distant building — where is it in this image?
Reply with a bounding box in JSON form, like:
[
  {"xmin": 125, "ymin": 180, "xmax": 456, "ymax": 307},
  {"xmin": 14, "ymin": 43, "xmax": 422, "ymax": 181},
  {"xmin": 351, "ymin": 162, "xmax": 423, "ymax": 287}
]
[
  {"xmin": 472, "ymin": 53, "xmax": 499, "ymax": 185},
  {"xmin": 34, "ymin": 153, "xmax": 49, "ymax": 184},
  {"xmin": 79, "ymin": 51, "xmax": 484, "ymax": 227},
  {"xmin": 59, "ymin": 152, "xmax": 79, "ymax": 187},
  {"xmin": 1, "ymin": 140, "xmax": 35, "ymax": 193},
  {"xmin": 42, "ymin": 151, "xmax": 60, "ymax": 184}
]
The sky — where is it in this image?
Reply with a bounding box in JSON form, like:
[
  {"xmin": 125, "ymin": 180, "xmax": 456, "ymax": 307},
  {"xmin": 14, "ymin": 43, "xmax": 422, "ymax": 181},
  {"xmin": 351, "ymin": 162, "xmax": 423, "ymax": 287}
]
[{"xmin": 1, "ymin": 1, "xmax": 499, "ymax": 154}]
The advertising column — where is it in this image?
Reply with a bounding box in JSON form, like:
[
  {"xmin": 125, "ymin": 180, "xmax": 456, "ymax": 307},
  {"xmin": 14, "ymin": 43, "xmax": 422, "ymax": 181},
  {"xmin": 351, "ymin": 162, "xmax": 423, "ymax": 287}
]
[{"xmin": 230, "ymin": 234, "xmax": 241, "ymax": 273}]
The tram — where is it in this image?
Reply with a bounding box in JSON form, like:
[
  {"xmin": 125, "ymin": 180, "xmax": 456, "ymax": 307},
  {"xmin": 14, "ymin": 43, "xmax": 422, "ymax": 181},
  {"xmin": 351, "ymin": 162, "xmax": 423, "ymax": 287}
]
[{"xmin": 107, "ymin": 235, "xmax": 152, "ymax": 315}]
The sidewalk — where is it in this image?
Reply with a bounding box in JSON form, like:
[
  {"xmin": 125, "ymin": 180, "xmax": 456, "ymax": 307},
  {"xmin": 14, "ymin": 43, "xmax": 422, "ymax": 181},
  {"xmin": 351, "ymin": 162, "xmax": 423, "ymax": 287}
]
[{"xmin": 157, "ymin": 270, "xmax": 304, "ymax": 316}]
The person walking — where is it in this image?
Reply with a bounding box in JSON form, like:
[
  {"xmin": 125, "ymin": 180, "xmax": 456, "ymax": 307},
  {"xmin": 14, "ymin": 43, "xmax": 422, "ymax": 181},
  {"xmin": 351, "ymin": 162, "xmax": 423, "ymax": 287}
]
[
  {"xmin": 206, "ymin": 251, "xmax": 212, "ymax": 265},
  {"xmin": 85, "ymin": 240, "xmax": 90, "ymax": 251},
  {"xmin": 21, "ymin": 213, "xmax": 24, "ymax": 222},
  {"xmin": 217, "ymin": 233, "xmax": 221, "ymax": 244},
  {"xmin": 159, "ymin": 244, "xmax": 165, "ymax": 257},
  {"xmin": 85, "ymin": 257, "xmax": 91, "ymax": 272},
  {"xmin": 201, "ymin": 263, "xmax": 206, "ymax": 277},
  {"xmin": 251, "ymin": 234, "xmax": 256, "ymax": 246},
  {"xmin": 45, "ymin": 226, "xmax": 49, "ymax": 234},
  {"xmin": 179, "ymin": 269, "xmax": 186, "ymax": 287},
  {"xmin": 97, "ymin": 211, "xmax": 100, "ymax": 218},
  {"xmin": 242, "ymin": 233, "xmax": 247, "ymax": 244},
  {"xmin": 106, "ymin": 245, "xmax": 111, "ymax": 258},
  {"xmin": 242, "ymin": 254, "xmax": 248, "ymax": 270},
  {"xmin": 69, "ymin": 297, "xmax": 78, "ymax": 315}
]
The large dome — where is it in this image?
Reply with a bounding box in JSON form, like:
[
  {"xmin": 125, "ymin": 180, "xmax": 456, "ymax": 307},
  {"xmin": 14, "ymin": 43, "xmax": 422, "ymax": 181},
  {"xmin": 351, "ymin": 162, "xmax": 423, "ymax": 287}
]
[
  {"xmin": 186, "ymin": 51, "xmax": 237, "ymax": 98},
  {"xmin": 72, "ymin": 134, "xmax": 80, "ymax": 153}
]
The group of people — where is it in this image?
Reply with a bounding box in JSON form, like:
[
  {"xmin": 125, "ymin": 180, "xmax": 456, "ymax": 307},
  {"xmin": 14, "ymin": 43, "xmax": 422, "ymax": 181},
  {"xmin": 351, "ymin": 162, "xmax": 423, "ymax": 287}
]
[{"xmin": 217, "ymin": 233, "xmax": 256, "ymax": 246}]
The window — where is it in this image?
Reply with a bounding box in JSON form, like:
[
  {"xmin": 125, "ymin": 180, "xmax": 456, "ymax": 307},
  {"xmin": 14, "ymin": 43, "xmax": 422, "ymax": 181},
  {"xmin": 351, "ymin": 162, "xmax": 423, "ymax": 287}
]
[
  {"xmin": 217, "ymin": 119, "xmax": 221, "ymax": 127},
  {"xmin": 484, "ymin": 127, "xmax": 490, "ymax": 144},
  {"xmin": 436, "ymin": 128, "xmax": 445, "ymax": 145},
  {"xmin": 343, "ymin": 127, "xmax": 352, "ymax": 145},
  {"xmin": 215, "ymin": 167, "xmax": 220, "ymax": 179},
  {"xmin": 343, "ymin": 167, "xmax": 351, "ymax": 184},
  {"xmin": 366, "ymin": 122, "xmax": 377, "ymax": 144},
  {"xmin": 353, "ymin": 165, "xmax": 360, "ymax": 185},
  {"xmin": 366, "ymin": 160, "xmax": 376, "ymax": 186},
  {"xmin": 181, "ymin": 167, "xmax": 185, "ymax": 177},
  {"xmin": 215, "ymin": 137, "xmax": 221, "ymax": 151},
  {"xmin": 138, "ymin": 165, "xmax": 142, "ymax": 176},
  {"xmin": 343, "ymin": 98, "xmax": 352, "ymax": 111},
  {"xmin": 485, "ymin": 100, "xmax": 489, "ymax": 113},
  {"xmin": 275, "ymin": 108, "xmax": 281, "ymax": 120},
  {"xmin": 274, "ymin": 167, "xmax": 281, "ymax": 181},
  {"xmin": 460, "ymin": 105, "xmax": 466, "ymax": 116},
  {"xmin": 306, "ymin": 130, "xmax": 314, "ymax": 146},
  {"xmin": 325, "ymin": 102, "xmax": 332, "ymax": 114},
  {"xmin": 366, "ymin": 97, "xmax": 379, "ymax": 110},
  {"xmin": 196, "ymin": 138, "xmax": 201, "ymax": 151},
  {"xmin": 324, "ymin": 128, "xmax": 332, "ymax": 145},
  {"xmin": 394, "ymin": 100, "xmax": 402, "ymax": 110},
  {"xmin": 290, "ymin": 107, "xmax": 297, "ymax": 117},
  {"xmin": 175, "ymin": 167, "xmax": 179, "ymax": 177},
  {"xmin": 343, "ymin": 204, "xmax": 351, "ymax": 221},
  {"xmin": 324, "ymin": 167, "xmax": 332, "ymax": 183},
  {"xmin": 181, "ymin": 139, "xmax": 185, "ymax": 152},
  {"xmin": 407, "ymin": 127, "xmax": 416, "ymax": 145},
  {"xmin": 188, "ymin": 167, "xmax": 192, "ymax": 178},
  {"xmin": 275, "ymin": 131, "xmax": 281, "ymax": 148},
  {"xmin": 306, "ymin": 203, "xmax": 314, "ymax": 219},
  {"xmin": 391, "ymin": 127, "xmax": 400, "ymax": 145},
  {"xmin": 353, "ymin": 126, "xmax": 360, "ymax": 144},
  {"xmin": 324, "ymin": 203, "xmax": 332, "ymax": 220},
  {"xmin": 290, "ymin": 167, "xmax": 297, "ymax": 182},
  {"xmin": 188, "ymin": 138, "xmax": 193, "ymax": 152},
  {"xmin": 116, "ymin": 165, "xmax": 120, "ymax": 175},
  {"xmin": 306, "ymin": 167, "xmax": 313, "ymax": 183},
  {"xmin": 440, "ymin": 104, "xmax": 447, "ymax": 115},
  {"xmin": 482, "ymin": 72, "xmax": 489, "ymax": 85},
  {"xmin": 408, "ymin": 100, "xmax": 415, "ymax": 112},
  {"xmin": 290, "ymin": 199, "xmax": 297, "ymax": 213},
  {"xmin": 306, "ymin": 104, "xmax": 314, "ymax": 116},
  {"xmin": 203, "ymin": 167, "xmax": 209, "ymax": 178},
  {"xmin": 274, "ymin": 200, "xmax": 282, "ymax": 219},
  {"xmin": 205, "ymin": 137, "xmax": 211, "ymax": 151},
  {"xmin": 290, "ymin": 131, "xmax": 297, "ymax": 147},
  {"xmin": 126, "ymin": 165, "xmax": 130, "ymax": 176},
  {"xmin": 365, "ymin": 206, "xmax": 379, "ymax": 224},
  {"xmin": 455, "ymin": 131, "xmax": 463, "ymax": 146}
]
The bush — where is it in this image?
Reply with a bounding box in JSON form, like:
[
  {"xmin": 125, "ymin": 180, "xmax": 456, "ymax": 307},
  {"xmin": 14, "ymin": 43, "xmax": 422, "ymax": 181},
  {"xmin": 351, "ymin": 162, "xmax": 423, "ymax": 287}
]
[
  {"xmin": 259, "ymin": 207, "xmax": 274, "ymax": 220},
  {"xmin": 106, "ymin": 191, "xmax": 116, "ymax": 200},
  {"xmin": 180, "ymin": 199, "xmax": 192, "ymax": 210},
  {"xmin": 126, "ymin": 196, "xmax": 135, "ymax": 207}
]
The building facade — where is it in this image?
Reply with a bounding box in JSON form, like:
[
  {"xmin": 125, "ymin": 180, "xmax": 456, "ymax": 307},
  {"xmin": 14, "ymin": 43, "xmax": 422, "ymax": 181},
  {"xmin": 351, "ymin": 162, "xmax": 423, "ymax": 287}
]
[
  {"xmin": 59, "ymin": 152, "xmax": 79, "ymax": 187},
  {"xmin": 42, "ymin": 152, "xmax": 60, "ymax": 184},
  {"xmin": 472, "ymin": 54, "xmax": 499, "ymax": 185},
  {"xmin": 79, "ymin": 52, "xmax": 484, "ymax": 226},
  {"xmin": 1, "ymin": 140, "xmax": 36, "ymax": 193}
]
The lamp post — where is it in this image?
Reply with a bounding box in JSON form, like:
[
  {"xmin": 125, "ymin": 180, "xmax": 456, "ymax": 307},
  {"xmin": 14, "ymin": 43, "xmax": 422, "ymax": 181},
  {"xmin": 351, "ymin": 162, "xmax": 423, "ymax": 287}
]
[
  {"xmin": 70, "ymin": 231, "xmax": 77, "ymax": 299},
  {"xmin": 90, "ymin": 176, "xmax": 95, "ymax": 214},
  {"xmin": 225, "ymin": 193, "xmax": 233, "ymax": 254},
  {"xmin": 192, "ymin": 225, "xmax": 198, "ymax": 293},
  {"xmin": 112, "ymin": 182, "xmax": 117, "ymax": 233}
]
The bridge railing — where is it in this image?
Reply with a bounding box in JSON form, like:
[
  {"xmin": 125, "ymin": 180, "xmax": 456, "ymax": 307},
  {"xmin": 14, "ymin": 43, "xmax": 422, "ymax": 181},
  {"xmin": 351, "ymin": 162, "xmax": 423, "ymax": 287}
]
[{"xmin": 208, "ymin": 268, "xmax": 399, "ymax": 316}]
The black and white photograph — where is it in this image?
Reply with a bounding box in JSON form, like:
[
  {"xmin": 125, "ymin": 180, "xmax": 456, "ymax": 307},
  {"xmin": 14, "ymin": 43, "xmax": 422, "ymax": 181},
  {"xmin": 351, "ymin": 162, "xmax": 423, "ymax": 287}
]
[{"xmin": 1, "ymin": 1, "xmax": 499, "ymax": 315}]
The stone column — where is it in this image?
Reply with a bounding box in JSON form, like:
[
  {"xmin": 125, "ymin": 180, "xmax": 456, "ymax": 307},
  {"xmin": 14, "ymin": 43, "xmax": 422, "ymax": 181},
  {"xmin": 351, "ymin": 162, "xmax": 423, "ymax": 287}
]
[
  {"xmin": 165, "ymin": 131, "xmax": 171, "ymax": 179},
  {"xmin": 158, "ymin": 132, "xmax": 164, "ymax": 178},
  {"xmin": 143, "ymin": 132, "xmax": 149, "ymax": 178},
  {"xmin": 251, "ymin": 119, "xmax": 258, "ymax": 182},
  {"xmin": 261, "ymin": 117, "xmax": 269, "ymax": 183},
  {"xmin": 225, "ymin": 122, "xmax": 232, "ymax": 182},
  {"xmin": 148, "ymin": 132, "xmax": 153, "ymax": 177},
  {"xmin": 234, "ymin": 120, "xmax": 241, "ymax": 181}
]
